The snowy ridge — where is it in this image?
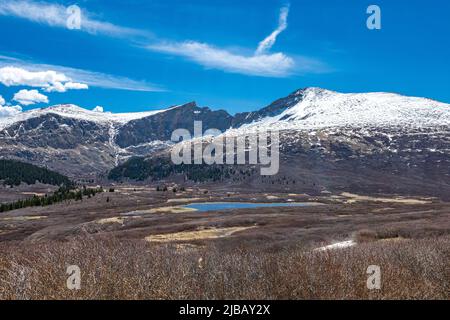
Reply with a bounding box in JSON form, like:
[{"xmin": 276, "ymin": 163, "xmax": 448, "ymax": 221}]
[
  {"xmin": 0, "ymin": 104, "xmax": 168, "ymax": 130},
  {"xmin": 235, "ymin": 88, "xmax": 450, "ymax": 133}
]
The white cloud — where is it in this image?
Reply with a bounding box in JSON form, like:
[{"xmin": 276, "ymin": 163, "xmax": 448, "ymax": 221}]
[
  {"xmin": 0, "ymin": 66, "xmax": 69, "ymax": 87},
  {"xmin": 0, "ymin": 56, "xmax": 165, "ymax": 92},
  {"xmin": 0, "ymin": 95, "xmax": 23, "ymax": 118},
  {"xmin": 0, "ymin": 66, "xmax": 89, "ymax": 93},
  {"xmin": 256, "ymin": 6, "xmax": 289, "ymax": 55},
  {"xmin": 13, "ymin": 89, "xmax": 48, "ymax": 106},
  {"xmin": 148, "ymin": 41, "xmax": 295, "ymax": 77},
  {"xmin": 0, "ymin": 0, "xmax": 146, "ymax": 37},
  {"xmin": 92, "ymin": 106, "xmax": 104, "ymax": 112},
  {"xmin": 45, "ymin": 81, "xmax": 89, "ymax": 93},
  {"xmin": 0, "ymin": 105, "xmax": 22, "ymax": 118}
]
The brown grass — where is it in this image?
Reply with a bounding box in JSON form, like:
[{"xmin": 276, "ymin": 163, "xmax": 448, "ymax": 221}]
[{"xmin": 0, "ymin": 236, "xmax": 448, "ymax": 300}]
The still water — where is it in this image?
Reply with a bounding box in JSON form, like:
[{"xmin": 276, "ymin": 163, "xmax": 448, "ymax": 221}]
[{"xmin": 183, "ymin": 202, "xmax": 318, "ymax": 212}]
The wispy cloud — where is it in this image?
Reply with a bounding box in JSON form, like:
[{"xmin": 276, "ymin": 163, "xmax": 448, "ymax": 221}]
[
  {"xmin": 148, "ymin": 41, "xmax": 295, "ymax": 77},
  {"xmin": 0, "ymin": 55, "xmax": 165, "ymax": 92},
  {"xmin": 0, "ymin": 0, "xmax": 148, "ymax": 37},
  {"xmin": 1, "ymin": 2, "xmax": 330, "ymax": 79},
  {"xmin": 147, "ymin": 5, "xmax": 327, "ymax": 77},
  {"xmin": 256, "ymin": 5, "xmax": 289, "ymax": 55}
]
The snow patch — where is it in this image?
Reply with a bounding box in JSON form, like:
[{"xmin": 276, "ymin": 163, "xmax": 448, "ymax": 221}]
[{"xmin": 314, "ymin": 240, "xmax": 356, "ymax": 252}]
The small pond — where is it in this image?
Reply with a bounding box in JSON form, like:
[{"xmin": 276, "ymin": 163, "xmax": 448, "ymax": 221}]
[{"xmin": 182, "ymin": 202, "xmax": 319, "ymax": 212}]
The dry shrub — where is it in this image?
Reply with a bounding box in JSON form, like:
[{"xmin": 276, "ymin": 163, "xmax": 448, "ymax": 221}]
[
  {"xmin": 0, "ymin": 235, "xmax": 448, "ymax": 300},
  {"xmin": 353, "ymin": 229, "xmax": 378, "ymax": 243}
]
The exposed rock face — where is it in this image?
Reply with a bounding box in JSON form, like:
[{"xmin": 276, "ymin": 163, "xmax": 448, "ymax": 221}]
[
  {"xmin": 115, "ymin": 102, "xmax": 233, "ymax": 148},
  {"xmin": 0, "ymin": 113, "xmax": 109, "ymax": 149},
  {"xmin": 232, "ymin": 89, "xmax": 308, "ymax": 127}
]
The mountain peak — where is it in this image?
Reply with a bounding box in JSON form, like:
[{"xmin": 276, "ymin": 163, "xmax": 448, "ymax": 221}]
[
  {"xmin": 173, "ymin": 101, "xmax": 198, "ymax": 109},
  {"xmin": 295, "ymin": 87, "xmax": 333, "ymax": 94},
  {"xmin": 243, "ymin": 89, "xmax": 450, "ymax": 130},
  {"xmin": 43, "ymin": 104, "xmax": 100, "ymax": 117}
]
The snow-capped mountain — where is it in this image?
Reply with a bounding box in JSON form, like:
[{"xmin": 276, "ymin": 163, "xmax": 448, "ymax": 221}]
[
  {"xmin": 111, "ymin": 88, "xmax": 450, "ymax": 198},
  {"xmin": 0, "ymin": 87, "xmax": 449, "ymax": 194},
  {"xmin": 232, "ymin": 87, "xmax": 450, "ymax": 131},
  {"xmin": 0, "ymin": 104, "xmax": 168, "ymax": 130}
]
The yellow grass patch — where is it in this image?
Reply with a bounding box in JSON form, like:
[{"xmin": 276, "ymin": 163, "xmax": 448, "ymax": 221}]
[
  {"xmin": 341, "ymin": 193, "xmax": 430, "ymax": 204},
  {"xmin": 167, "ymin": 198, "xmax": 202, "ymax": 203},
  {"xmin": 1, "ymin": 216, "xmax": 47, "ymax": 221},
  {"xmin": 97, "ymin": 217, "xmax": 125, "ymax": 225},
  {"xmin": 21, "ymin": 192, "xmax": 47, "ymax": 197},
  {"xmin": 97, "ymin": 216, "xmax": 140, "ymax": 225},
  {"xmin": 147, "ymin": 206, "xmax": 198, "ymax": 214},
  {"xmin": 145, "ymin": 226, "xmax": 256, "ymax": 243}
]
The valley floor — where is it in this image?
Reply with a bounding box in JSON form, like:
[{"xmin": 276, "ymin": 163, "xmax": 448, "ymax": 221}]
[{"xmin": 0, "ymin": 185, "xmax": 448, "ymax": 299}]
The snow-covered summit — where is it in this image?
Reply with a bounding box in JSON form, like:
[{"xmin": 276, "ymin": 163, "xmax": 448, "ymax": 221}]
[{"xmin": 238, "ymin": 87, "xmax": 450, "ymax": 131}]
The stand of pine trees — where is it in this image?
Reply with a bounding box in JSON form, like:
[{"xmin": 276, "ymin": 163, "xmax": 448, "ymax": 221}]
[
  {"xmin": 0, "ymin": 185, "xmax": 104, "ymax": 213},
  {"xmin": 108, "ymin": 156, "xmax": 245, "ymax": 183},
  {"xmin": 0, "ymin": 159, "xmax": 73, "ymax": 188},
  {"xmin": 0, "ymin": 159, "xmax": 104, "ymax": 213}
]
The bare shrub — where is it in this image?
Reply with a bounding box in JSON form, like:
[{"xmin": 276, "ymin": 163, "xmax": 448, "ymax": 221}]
[
  {"xmin": 0, "ymin": 235, "xmax": 448, "ymax": 300},
  {"xmin": 353, "ymin": 229, "xmax": 378, "ymax": 243}
]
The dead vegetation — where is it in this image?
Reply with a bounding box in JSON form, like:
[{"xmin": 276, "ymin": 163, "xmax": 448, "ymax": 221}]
[{"xmin": 0, "ymin": 235, "xmax": 448, "ymax": 300}]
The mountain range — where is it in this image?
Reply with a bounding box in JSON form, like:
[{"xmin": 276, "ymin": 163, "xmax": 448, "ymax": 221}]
[{"xmin": 0, "ymin": 87, "xmax": 449, "ymax": 197}]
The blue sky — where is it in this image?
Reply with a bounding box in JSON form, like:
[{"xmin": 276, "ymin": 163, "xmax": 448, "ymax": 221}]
[{"xmin": 0, "ymin": 0, "xmax": 449, "ymax": 116}]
